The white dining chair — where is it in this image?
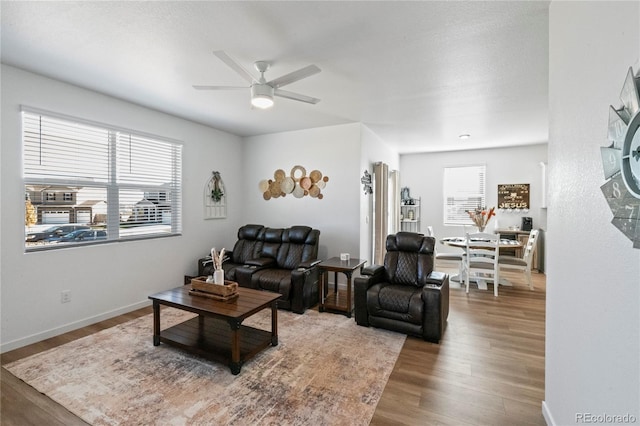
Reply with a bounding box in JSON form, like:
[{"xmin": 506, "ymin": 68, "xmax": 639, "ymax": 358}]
[
  {"xmin": 498, "ymin": 229, "xmax": 539, "ymax": 290},
  {"xmin": 428, "ymin": 225, "xmax": 465, "ymax": 272},
  {"xmin": 465, "ymin": 232, "xmax": 500, "ymax": 296}
]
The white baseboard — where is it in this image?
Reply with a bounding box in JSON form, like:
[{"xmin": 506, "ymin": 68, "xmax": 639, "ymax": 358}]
[
  {"xmin": 542, "ymin": 400, "xmax": 555, "ymax": 425},
  {"xmin": 1, "ymin": 300, "xmax": 151, "ymax": 353}
]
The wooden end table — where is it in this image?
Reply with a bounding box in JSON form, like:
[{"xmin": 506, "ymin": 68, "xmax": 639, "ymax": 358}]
[
  {"xmin": 317, "ymin": 257, "xmax": 366, "ymax": 318},
  {"xmin": 149, "ymin": 285, "xmax": 280, "ymax": 375}
]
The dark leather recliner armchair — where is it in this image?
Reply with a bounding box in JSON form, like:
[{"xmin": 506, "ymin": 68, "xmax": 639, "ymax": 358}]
[
  {"xmin": 199, "ymin": 224, "xmax": 265, "ymax": 281},
  {"xmin": 236, "ymin": 226, "xmax": 321, "ymax": 314},
  {"xmin": 354, "ymin": 232, "xmax": 449, "ymax": 343}
]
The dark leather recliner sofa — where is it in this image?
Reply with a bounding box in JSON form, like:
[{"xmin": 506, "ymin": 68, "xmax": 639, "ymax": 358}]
[
  {"xmin": 198, "ymin": 225, "xmax": 321, "ymax": 314},
  {"xmin": 354, "ymin": 232, "xmax": 449, "ymax": 343},
  {"xmin": 199, "ymin": 224, "xmax": 265, "ymax": 282}
]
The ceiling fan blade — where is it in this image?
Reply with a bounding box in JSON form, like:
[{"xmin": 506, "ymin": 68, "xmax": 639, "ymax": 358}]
[
  {"xmin": 193, "ymin": 85, "xmax": 247, "ymax": 90},
  {"xmin": 213, "ymin": 50, "xmax": 256, "ymax": 84},
  {"xmin": 274, "ymin": 89, "xmax": 321, "ymax": 104},
  {"xmin": 268, "ymin": 65, "xmax": 321, "ymax": 89}
]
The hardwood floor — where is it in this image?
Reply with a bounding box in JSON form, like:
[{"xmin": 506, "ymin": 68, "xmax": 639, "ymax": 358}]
[
  {"xmin": 371, "ymin": 263, "xmax": 546, "ymax": 425},
  {"xmin": 1, "ymin": 309, "xmax": 153, "ymax": 426},
  {"xmin": 1, "ymin": 265, "xmax": 546, "ymax": 425}
]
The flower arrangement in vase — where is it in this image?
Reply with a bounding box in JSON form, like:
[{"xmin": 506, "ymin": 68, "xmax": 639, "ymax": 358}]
[
  {"xmin": 206, "ymin": 247, "xmax": 227, "ymax": 285},
  {"xmin": 211, "ymin": 171, "xmax": 224, "ymax": 203},
  {"xmin": 466, "ymin": 206, "xmax": 496, "ymax": 232}
]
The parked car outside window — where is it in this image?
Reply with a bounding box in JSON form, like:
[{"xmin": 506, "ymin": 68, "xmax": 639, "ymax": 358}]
[
  {"xmin": 25, "ymin": 225, "xmax": 90, "ymax": 242},
  {"xmin": 55, "ymin": 229, "xmax": 107, "ymax": 243}
]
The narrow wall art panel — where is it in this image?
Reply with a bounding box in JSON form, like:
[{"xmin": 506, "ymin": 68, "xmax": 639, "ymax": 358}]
[{"xmin": 204, "ymin": 171, "xmax": 226, "ymax": 219}]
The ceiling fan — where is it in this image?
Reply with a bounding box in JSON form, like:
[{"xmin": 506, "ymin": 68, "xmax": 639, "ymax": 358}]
[{"xmin": 193, "ymin": 50, "xmax": 321, "ymax": 109}]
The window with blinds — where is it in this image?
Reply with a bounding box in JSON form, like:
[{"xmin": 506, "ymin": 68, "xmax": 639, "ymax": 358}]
[
  {"xmin": 23, "ymin": 110, "xmax": 182, "ymax": 251},
  {"xmin": 443, "ymin": 165, "xmax": 486, "ymax": 225}
]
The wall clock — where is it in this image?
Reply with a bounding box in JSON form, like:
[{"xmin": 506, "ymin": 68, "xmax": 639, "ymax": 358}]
[{"xmin": 600, "ymin": 67, "xmax": 640, "ymax": 248}]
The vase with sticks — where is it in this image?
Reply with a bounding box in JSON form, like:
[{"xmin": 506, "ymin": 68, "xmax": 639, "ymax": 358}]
[
  {"xmin": 466, "ymin": 206, "xmax": 496, "ymax": 233},
  {"xmin": 206, "ymin": 247, "xmax": 227, "ymax": 285}
]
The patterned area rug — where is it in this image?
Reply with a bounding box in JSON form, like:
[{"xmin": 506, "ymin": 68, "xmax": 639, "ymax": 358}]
[{"xmin": 5, "ymin": 307, "xmax": 405, "ymax": 425}]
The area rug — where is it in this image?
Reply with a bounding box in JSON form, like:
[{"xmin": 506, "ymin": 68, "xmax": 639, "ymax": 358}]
[{"xmin": 4, "ymin": 307, "xmax": 405, "ymax": 425}]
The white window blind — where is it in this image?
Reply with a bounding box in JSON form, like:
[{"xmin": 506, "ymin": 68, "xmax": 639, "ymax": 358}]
[
  {"xmin": 23, "ymin": 110, "xmax": 182, "ymax": 250},
  {"xmin": 443, "ymin": 165, "xmax": 486, "ymax": 225}
]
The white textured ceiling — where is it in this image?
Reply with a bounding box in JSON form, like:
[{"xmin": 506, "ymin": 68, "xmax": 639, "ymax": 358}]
[{"xmin": 1, "ymin": 1, "xmax": 549, "ymax": 154}]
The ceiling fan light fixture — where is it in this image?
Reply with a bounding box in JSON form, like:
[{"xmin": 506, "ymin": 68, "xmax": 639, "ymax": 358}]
[
  {"xmin": 251, "ymin": 95, "xmax": 274, "ymax": 109},
  {"xmin": 195, "ymin": 51, "xmax": 321, "ymax": 108},
  {"xmin": 251, "ymin": 84, "xmax": 274, "ymax": 109}
]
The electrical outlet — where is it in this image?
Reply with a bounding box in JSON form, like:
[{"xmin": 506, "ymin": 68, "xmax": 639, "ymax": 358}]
[{"xmin": 61, "ymin": 290, "xmax": 71, "ymax": 303}]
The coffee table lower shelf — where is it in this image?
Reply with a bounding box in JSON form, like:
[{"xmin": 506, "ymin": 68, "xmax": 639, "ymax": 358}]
[{"xmin": 159, "ymin": 316, "xmax": 275, "ymax": 374}]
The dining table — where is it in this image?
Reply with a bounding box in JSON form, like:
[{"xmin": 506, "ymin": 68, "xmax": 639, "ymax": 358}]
[
  {"xmin": 440, "ymin": 236, "xmax": 523, "ymax": 250},
  {"xmin": 439, "ymin": 236, "xmax": 523, "ymax": 290}
]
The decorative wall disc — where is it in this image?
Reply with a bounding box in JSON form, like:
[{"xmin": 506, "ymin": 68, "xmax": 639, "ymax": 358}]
[
  {"xmin": 281, "ymin": 177, "xmax": 295, "ymax": 194},
  {"xmin": 309, "ymin": 170, "xmax": 322, "ymax": 182},
  {"xmin": 600, "ymin": 67, "xmax": 640, "ymax": 248},
  {"xmin": 308, "ymin": 185, "xmax": 320, "ymax": 197},
  {"xmin": 292, "ymin": 184, "xmax": 305, "ymax": 198},
  {"xmin": 300, "ymin": 177, "xmax": 312, "ymax": 190},
  {"xmin": 290, "ymin": 165, "xmax": 306, "ymax": 181}
]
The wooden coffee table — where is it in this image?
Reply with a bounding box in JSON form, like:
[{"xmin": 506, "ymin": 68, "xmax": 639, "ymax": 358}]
[{"xmin": 148, "ymin": 285, "xmax": 280, "ymax": 375}]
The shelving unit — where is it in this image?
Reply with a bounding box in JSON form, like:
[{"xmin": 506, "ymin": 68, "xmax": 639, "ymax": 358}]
[{"xmin": 400, "ymin": 197, "xmax": 420, "ymax": 233}]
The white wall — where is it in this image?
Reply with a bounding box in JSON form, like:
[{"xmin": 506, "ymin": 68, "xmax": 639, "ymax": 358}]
[
  {"xmin": 545, "ymin": 2, "xmax": 639, "ymax": 424},
  {"xmin": 242, "ymin": 123, "xmax": 363, "ymax": 260},
  {"xmin": 0, "ymin": 67, "xmax": 394, "ymax": 350},
  {"xmin": 0, "ymin": 65, "xmax": 245, "ymax": 351},
  {"xmin": 400, "ymin": 144, "xmax": 548, "ymax": 249},
  {"xmin": 359, "ymin": 125, "xmax": 400, "ymax": 265}
]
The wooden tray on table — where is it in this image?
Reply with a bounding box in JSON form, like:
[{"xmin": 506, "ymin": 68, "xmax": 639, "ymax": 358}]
[{"xmin": 189, "ymin": 276, "xmax": 239, "ymax": 302}]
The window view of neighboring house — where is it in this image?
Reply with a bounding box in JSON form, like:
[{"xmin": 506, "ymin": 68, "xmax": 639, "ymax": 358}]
[
  {"xmin": 22, "ymin": 110, "xmax": 182, "ymax": 250},
  {"xmin": 123, "ymin": 191, "xmax": 172, "ymax": 225},
  {"xmin": 25, "ymin": 186, "xmax": 102, "ymax": 225}
]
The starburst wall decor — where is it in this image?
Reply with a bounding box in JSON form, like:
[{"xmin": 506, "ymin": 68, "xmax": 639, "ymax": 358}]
[{"xmin": 600, "ymin": 67, "xmax": 640, "ymax": 248}]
